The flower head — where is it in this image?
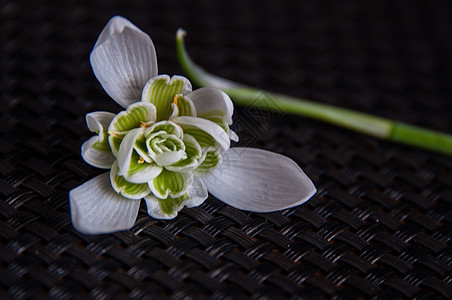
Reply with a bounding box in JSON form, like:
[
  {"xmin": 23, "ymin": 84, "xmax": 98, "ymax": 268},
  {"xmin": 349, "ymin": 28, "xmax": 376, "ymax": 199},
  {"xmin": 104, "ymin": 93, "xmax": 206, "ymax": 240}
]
[{"xmin": 70, "ymin": 16, "xmax": 316, "ymax": 234}]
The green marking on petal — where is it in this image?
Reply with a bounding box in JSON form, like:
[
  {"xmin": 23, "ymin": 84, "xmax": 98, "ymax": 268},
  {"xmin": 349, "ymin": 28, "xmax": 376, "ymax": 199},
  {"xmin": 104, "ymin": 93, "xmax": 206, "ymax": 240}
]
[
  {"xmin": 126, "ymin": 157, "xmax": 162, "ymax": 184},
  {"xmin": 165, "ymin": 134, "xmax": 203, "ymax": 172},
  {"xmin": 133, "ymin": 132, "xmax": 152, "ymax": 163},
  {"xmin": 144, "ymin": 121, "xmax": 187, "ymax": 166},
  {"xmin": 196, "ymin": 148, "xmax": 222, "ymax": 175},
  {"xmin": 117, "ymin": 129, "xmax": 163, "ymax": 183},
  {"xmin": 149, "ymin": 169, "xmax": 193, "ymax": 199},
  {"xmin": 86, "ymin": 111, "xmax": 116, "ymax": 153},
  {"xmin": 182, "ymin": 127, "xmax": 217, "ymax": 149},
  {"xmin": 92, "ymin": 131, "xmax": 111, "ymax": 152},
  {"xmin": 201, "ymin": 115, "xmax": 229, "ymax": 132},
  {"xmin": 142, "ymin": 75, "xmax": 192, "ymax": 121},
  {"xmin": 108, "ymin": 102, "xmax": 157, "ymax": 135},
  {"xmin": 145, "ymin": 121, "xmax": 183, "ymax": 138},
  {"xmin": 174, "ymin": 94, "xmax": 196, "ymax": 117},
  {"xmin": 172, "ymin": 116, "xmax": 230, "ymax": 151},
  {"xmin": 198, "ymin": 110, "xmax": 229, "ymax": 133},
  {"xmin": 158, "ymin": 194, "xmax": 188, "ymax": 215},
  {"xmin": 110, "ymin": 161, "xmax": 151, "ymax": 199},
  {"xmin": 109, "ymin": 135, "xmax": 123, "ymax": 157}
]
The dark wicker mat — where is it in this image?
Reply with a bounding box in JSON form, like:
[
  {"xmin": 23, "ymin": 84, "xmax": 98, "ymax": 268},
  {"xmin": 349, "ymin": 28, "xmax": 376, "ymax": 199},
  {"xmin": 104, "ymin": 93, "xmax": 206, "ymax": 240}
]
[{"xmin": 1, "ymin": 0, "xmax": 452, "ymax": 299}]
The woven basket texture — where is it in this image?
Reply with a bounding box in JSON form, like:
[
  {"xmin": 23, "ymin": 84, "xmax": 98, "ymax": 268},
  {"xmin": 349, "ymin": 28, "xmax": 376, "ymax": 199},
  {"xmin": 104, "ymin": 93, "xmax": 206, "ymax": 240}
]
[{"xmin": 1, "ymin": 0, "xmax": 452, "ymax": 299}]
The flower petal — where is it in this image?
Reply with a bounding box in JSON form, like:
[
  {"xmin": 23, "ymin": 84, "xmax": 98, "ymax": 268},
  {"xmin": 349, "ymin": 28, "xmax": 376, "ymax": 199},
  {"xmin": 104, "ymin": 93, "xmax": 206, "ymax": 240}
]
[
  {"xmin": 110, "ymin": 161, "xmax": 152, "ymax": 199},
  {"xmin": 90, "ymin": 17, "xmax": 158, "ymax": 108},
  {"xmin": 184, "ymin": 176, "xmax": 208, "ymax": 208},
  {"xmin": 144, "ymin": 194, "xmax": 185, "ymax": 219},
  {"xmin": 229, "ymin": 130, "xmax": 239, "ymax": 142},
  {"xmin": 195, "ymin": 148, "xmax": 222, "ymax": 176},
  {"xmin": 152, "ymin": 151, "xmax": 186, "ymax": 166},
  {"xmin": 145, "ymin": 121, "xmax": 183, "ymax": 138},
  {"xmin": 117, "ymin": 128, "xmax": 163, "ymax": 183},
  {"xmin": 144, "ymin": 176, "xmax": 207, "ymax": 219},
  {"xmin": 149, "ymin": 169, "xmax": 193, "ymax": 199},
  {"xmin": 146, "ymin": 129, "xmax": 186, "ymax": 166},
  {"xmin": 172, "ymin": 116, "xmax": 230, "ymax": 151},
  {"xmin": 187, "ymin": 87, "xmax": 233, "ymax": 125},
  {"xmin": 165, "ymin": 134, "xmax": 203, "ymax": 172},
  {"xmin": 86, "ymin": 111, "xmax": 116, "ymax": 134},
  {"xmin": 108, "ymin": 102, "xmax": 157, "ymax": 135},
  {"xmin": 117, "ymin": 128, "xmax": 143, "ymax": 174},
  {"xmin": 172, "ymin": 94, "xmax": 197, "ymax": 117},
  {"xmin": 202, "ymin": 147, "xmax": 316, "ymax": 212},
  {"xmin": 81, "ymin": 111, "xmax": 116, "ymax": 169},
  {"xmin": 81, "ymin": 136, "xmax": 116, "ymax": 169},
  {"xmin": 69, "ymin": 173, "xmax": 140, "ymax": 234},
  {"xmin": 94, "ymin": 16, "xmax": 144, "ymax": 48},
  {"xmin": 141, "ymin": 75, "xmax": 192, "ymax": 121}
]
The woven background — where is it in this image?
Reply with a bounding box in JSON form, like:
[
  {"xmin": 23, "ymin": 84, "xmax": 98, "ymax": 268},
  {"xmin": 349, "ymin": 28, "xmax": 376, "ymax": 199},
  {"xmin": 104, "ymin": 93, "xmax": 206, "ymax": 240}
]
[{"xmin": 1, "ymin": 0, "xmax": 452, "ymax": 299}]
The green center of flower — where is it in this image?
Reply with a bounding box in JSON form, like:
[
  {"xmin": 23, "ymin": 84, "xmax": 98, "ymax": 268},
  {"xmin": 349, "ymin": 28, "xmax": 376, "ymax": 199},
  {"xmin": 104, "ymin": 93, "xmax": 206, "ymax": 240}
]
[{"xmin": 145, "ymin": 122, "xmax": 187, "ymax": 166}]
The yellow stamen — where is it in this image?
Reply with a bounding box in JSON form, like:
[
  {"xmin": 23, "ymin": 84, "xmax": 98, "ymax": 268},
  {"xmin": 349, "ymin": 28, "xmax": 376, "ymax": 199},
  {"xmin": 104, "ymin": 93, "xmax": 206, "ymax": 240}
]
[
  {"xmin": 173, "ymin": 94, "xmax": 181, "ymax": 107},
  {"xmin": 140, "ymin": 121, "xmax": 153, "ymax": 128},
  {"xmin": 138, "ymin": 157, "xmax": 145, "ymax": 164},
  {"xmin": 108, "ymin": 131, "xmax": 121, "ymax": 137}
]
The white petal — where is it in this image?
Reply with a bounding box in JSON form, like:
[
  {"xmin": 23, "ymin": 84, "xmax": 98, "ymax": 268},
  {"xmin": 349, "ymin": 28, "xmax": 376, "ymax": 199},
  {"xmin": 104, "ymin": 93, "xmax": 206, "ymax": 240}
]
[
  {"xmin": 116, "ymin": 128, "xmax": 162, "ymax": 183},
  {"xmin": 110, "ymin": 161, "xmax": 153, "ymax": 198},
  {"xmin": 69, "ymin": 173, "xmax": 140, "ymax": 234},
  {"xmin": 95, "ymin": 16, "xmax": 145, "ymax": 48},
  {"xmin": 187, "ymin": 87, "xmax": 234, "ymax": 125},
  {"xmin": 172, "ymin": 116, "xmax": 230, "ymax": 151},
  {"xmin": 229, "ymin": 130, "xmax": 239, "ymax": 142},
  {"xmin": 144, "ymin": 176, "xmax": 207, "ymax": 219},
  {"xmin": 83, "ymin": 111, "xmax": 116, "ymax": 168},
  {"xmin": 117, "ymin": 128, "xmax": 143, "ymax": 175},
  {"xmin": 81, "ymin": 136, "xmax": 115, "ymax": 169},
  {"xmin": 144, "ymin": 194, "xmax": 178, "ymax": 219},
  {"xmin": 153, "ymin": 151, "xmax": 186, "ymax": 166},
  {"xmin": 184, "ymin": 176, "xmax": 208, "ymax": 208},
  {"xmin": 125, "ymin": 163, "xmax": 162, "ymax": 184},
  {"xmin": 86, "ymin": 111, "xmax": 116, "ymax": 133},
  {"xmin": 202, "ymin": 148, "xmax": 316, "ymax": 212},
  {"xmin": 90, "ymin": 20, "xmax": 158, "ymax": 108}
]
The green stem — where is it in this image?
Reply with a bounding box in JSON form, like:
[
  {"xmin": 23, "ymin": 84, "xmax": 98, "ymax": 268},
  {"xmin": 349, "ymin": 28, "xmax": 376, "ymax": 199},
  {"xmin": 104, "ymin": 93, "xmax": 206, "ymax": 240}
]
[{"xmin": 176, "ymin": 29, "xmax": 452, "ymax": 156}]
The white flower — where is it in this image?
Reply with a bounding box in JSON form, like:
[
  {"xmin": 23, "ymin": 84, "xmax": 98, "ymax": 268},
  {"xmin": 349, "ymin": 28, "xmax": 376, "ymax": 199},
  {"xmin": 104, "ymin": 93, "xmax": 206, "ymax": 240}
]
[{"xmin": 69, "ymin": 16, "xmax": 316, "ymax": 234}]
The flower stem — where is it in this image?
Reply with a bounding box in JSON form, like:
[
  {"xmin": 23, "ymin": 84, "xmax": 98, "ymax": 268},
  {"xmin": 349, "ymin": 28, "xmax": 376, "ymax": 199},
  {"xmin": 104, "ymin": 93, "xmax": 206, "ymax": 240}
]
[{"xmin": 176, "ymin": 29, "xmax": 452, "ymax": 156}]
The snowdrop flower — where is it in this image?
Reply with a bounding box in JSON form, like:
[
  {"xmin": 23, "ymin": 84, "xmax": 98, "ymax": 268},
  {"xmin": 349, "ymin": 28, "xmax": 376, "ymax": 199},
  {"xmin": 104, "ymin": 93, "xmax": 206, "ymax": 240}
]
[{"xmin": 69, "ymin": 16, "xmax": 316, "ymax": 234}]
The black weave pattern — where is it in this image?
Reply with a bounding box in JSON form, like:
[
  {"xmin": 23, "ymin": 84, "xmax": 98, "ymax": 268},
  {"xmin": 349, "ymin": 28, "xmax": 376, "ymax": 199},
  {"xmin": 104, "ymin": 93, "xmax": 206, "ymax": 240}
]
[{"xmin": 1, "ymin": 0, "xmax": 452, "ymax": 299}]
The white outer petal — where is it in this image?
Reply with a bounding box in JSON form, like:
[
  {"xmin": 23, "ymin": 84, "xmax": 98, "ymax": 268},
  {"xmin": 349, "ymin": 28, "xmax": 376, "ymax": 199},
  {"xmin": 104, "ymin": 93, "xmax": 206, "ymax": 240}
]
[
  {"xmin": 69, "ymin": 173, "xmax": 140, "ymax": 234},
  {"xmin": 202, "ymin": 147, "xmax": 316, "ymax": 212},
  {"xmin": 81, "ymin": 136, "xmax": 115, "ymax": 169},
  {"xmin": 90, "ymin": 21, "xmax": 158, "ymax": 108},
  {"xmin": 187, "ymin": 87, "xmax": 234, "ymax": 125},
  {"xmin": 172, "ymin": 116, "xmax": 230, "ymax": 151},
  {"xmin": 144, "ymin": 176, "xmax": 208, "ymax": 219},
  {"xmin": 95, "ymin": 16, "xmax": 145, "ymax": 48}
]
